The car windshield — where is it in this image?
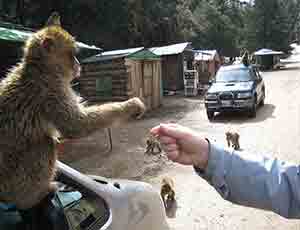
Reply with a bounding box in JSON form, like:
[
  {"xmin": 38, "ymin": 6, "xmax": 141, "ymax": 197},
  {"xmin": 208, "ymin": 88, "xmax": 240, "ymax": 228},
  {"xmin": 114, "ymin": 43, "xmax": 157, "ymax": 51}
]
[{"xmin": 215, "ymin": 69, "xmax": 253, "ymax": 83}]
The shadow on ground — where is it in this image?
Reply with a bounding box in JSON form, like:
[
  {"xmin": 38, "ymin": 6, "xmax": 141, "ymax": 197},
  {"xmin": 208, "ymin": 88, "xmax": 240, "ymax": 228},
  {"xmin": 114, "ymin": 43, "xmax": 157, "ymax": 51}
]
[
  {"xmin": 211, "ymin": 103, "xmax": 276, "ymax": 124},
  {"xmin": 165, "ymin": 199, "xmax": 178, "ymax": 219}
]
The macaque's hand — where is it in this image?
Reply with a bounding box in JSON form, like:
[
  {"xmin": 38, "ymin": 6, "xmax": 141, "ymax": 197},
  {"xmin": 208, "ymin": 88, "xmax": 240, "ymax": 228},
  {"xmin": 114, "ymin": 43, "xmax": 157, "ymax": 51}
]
[{"xmin": 125, "ymin": 97, "xmax": 146, "ymax": 119}]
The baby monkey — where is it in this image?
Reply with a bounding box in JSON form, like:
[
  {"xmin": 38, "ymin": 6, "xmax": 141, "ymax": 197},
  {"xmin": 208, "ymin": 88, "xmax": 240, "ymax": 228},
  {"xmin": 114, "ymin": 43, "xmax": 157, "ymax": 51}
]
[
  {"xmin": 225, "ymin": 131, "xmax": 240, "ymax": 150},
  {"xmin": 160, "ymin": 176, "xmax": 176, "ymax": 210},
  {"xmin": 145, "ymin": 133, "xmax": 162, "ymax": 155}
]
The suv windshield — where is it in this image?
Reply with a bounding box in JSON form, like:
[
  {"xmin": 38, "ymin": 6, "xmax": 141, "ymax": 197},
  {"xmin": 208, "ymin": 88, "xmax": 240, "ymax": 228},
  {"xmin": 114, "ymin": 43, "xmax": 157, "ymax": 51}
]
[{"xmin": 215, "ymin": 69, "xmax": 252, "ymax": 83}]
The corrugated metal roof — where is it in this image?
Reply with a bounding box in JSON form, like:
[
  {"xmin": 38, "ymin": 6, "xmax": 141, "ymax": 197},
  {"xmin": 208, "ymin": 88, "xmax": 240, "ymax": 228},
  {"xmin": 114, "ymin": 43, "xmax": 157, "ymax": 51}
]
[
  {"xmin": 76, "ymin": 41, "xmax": 102, "ymax": 51},
  {"xmin": 101, "ymin": 47, "xmax": 144, "ymax": 56},
  {"xmin": 150, "ymin": 42, "xmax": 191, "ymax": 56},
  {"xmin": 194, "ymin": 50, "xmax": 217, "ymax": 61},
  {"xmin": 82, "ymin": 47, "xmax": 144, "ymax": 63},
  {"xmin": 254, "ymin": 48, "xmax": 283, "ymax": 56},
  {"xmin": 0, "ymin": 26, "xmax": 32, "ymax": 42},
  {"xmin": 0, "ymin": 26, "xmax": 101, "ymax": 51},
  {"xmin": 127, "ymin": 49, "xmax": 160, "ymax": 60}
]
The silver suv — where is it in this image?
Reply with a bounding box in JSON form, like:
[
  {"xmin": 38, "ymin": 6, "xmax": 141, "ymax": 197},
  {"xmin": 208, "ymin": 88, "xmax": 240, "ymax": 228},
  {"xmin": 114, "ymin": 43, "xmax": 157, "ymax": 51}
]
[{"xmin": 205, "ymin": 63, "xmax": 265, "ymax": 120}]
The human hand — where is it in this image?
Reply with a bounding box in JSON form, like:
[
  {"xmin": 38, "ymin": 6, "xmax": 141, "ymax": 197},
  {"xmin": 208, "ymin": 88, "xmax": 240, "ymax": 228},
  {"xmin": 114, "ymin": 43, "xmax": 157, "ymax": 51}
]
[{"xmin": 151, "ymin": 123, "xmax": 209, "ymax": 169}]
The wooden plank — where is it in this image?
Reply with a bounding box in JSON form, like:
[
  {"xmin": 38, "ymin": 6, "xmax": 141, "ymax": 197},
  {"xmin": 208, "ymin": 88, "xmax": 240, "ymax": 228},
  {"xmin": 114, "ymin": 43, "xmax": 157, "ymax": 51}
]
[
  {"xmin": 79, "ymin": 77, "xmax": 128, "ymax": 83},
  {"xmin": 153, "ymin": 61, "xmax": 163, "ymax": 109},
  {"xmin": 83, "ymin": 63, "xmax": 127, "ymax": 72},
  {"xmin": 144, "ymin": 96, "xmax": 152, "ymax": 110},
  {"xmin": 80, "ymin": 85, "xmax": 127, "ymax": 92},
  {"xmin": 83, "ymin": 59, "xmax": 125, "ymax": 71},
  {"xmin": 86, "ymin": 95, "xmax": 128, "ymax": 100},
  {"xmin": 79, "ymin": 90, "xmax": 128, "ymax": 97},
  {"xmin": 82, "ymin": 69, "xmax": 128, "ymax": 77},
  {"xmin": 126, "ymin": 59, "xmax": 143, "ymax": 99},
  {"xmin": 144, "ymin": 62, "xmax": 152, "ymax": 77},
  {"xmin": 144, "ymin": 78, "xmax": 152, "ymax": 97},
  {"xmin": 152, "ymin": 62, "xmax": 159, "ymax": 108},
  {"xmin": 136, "ymin": 61, "xmax": 142, "ymax": 98},
  {"xmin": 143, "ymin": 61, "xmax": 152, "ymax": 99},
  {"xmin": 83, "ymin": 66, "xmax": 127, "ymax": 73}
]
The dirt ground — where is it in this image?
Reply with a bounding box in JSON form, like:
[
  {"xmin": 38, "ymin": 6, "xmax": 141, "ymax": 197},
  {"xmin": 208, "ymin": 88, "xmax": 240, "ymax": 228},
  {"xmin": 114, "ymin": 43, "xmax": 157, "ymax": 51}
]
[
  {"xmin": 61, "ymin": 64, "xmax": 300, "ymax": 229},
  {"xmin": 60, "ymin": 93, "xmax": 202, "ymax": 180}
]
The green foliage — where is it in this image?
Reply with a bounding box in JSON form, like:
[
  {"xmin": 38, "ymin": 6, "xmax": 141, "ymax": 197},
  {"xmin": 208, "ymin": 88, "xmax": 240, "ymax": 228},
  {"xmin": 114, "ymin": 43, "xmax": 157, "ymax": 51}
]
[{"xmin": 0, "ymin": 0, "xmax": 299, "ymax": 55}]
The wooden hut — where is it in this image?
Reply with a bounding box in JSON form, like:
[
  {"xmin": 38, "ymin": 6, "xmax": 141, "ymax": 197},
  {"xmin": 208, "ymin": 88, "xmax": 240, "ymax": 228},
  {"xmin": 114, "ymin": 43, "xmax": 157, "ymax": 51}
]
[
  {"xmin": 80, "ymin": 48, "xmax": 163, "ymax": 110},
  {"xmin": 194, "ymin": 50, "xmax": 221, "ymax": 83},
  {"xmin": 253, "ymin": 48, "xmax": 284, "ymax": 70},
  {"xmin": 150, "ymin": 42, "xmax": 194, "ymax": 91}
]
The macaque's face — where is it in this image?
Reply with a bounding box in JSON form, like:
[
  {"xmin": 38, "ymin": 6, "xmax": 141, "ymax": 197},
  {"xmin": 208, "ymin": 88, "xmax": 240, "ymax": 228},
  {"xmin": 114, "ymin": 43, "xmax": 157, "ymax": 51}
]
[
  {"xmin": 41, "ymin": 27, "xmax": 81, "ymax": 81},
  {"xmin": 52, "ymin": 43, "xmax": 81, "ymax": 80},
  {"xmin": 161, "ymin": 184, "xmax": 171, "ymax": 195},
  {"xmin": 24, "ymin": 12, "xmax": 81, "ymax": 82}
]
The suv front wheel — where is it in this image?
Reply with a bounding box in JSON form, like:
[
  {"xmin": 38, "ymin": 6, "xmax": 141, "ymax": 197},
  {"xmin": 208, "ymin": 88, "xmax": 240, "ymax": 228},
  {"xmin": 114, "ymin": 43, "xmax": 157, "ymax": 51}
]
[
  {"xmin": 260, "ymin": 89, "xmax": 265, "ymax": 106},
  {"xmin": 249, "ymin": 96, "xmax": 257, "ymax": 118}
]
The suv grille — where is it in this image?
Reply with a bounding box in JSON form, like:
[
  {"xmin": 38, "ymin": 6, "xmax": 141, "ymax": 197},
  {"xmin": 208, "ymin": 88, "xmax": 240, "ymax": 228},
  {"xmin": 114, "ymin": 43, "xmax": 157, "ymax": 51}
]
[{"xmin": 219, "ymin": 92, "xmax": 234, "ymax": 100}]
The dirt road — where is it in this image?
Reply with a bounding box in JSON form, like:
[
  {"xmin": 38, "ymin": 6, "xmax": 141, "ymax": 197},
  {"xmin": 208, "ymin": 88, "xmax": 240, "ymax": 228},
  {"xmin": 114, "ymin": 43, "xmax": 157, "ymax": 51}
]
[
  {"xmin": 149, "ymin": 64, "xmax": 300, "ymax": 230},
  {"xmin": 62, "ymin": 64, "xmax": 300, "ymax": 229}
]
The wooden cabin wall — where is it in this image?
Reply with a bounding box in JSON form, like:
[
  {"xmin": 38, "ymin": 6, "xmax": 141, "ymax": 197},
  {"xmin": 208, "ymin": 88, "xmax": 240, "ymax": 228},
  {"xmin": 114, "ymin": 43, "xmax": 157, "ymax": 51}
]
[
  {"xmin": 80, "ymin": 58, "xmax": 129, "ymax": 103},
  {"xmin": 161, "ymin": 54, "xmax": 184, "ymax": 91},
  {"xmin": 126, "ymin": 59, "xmax": 162, "ymax": 110},
  {"xmin": 125, "ymin": 59, "xmax": 143, "ymax": 99},
  {"xmin": 152, "ymin": 61, "xmax": 163, "ymax": 108}
]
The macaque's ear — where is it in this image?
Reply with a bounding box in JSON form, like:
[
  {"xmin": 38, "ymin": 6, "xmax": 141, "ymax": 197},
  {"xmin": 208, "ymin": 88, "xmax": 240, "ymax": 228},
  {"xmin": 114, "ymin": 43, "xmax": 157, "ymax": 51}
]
[
  {"xmin": 45, "ymin": 12, "xmax": 61, "ymax": 27},
  {"xmin": 41, "ymin": 37, "xmax": 54, "ymax": 52}
]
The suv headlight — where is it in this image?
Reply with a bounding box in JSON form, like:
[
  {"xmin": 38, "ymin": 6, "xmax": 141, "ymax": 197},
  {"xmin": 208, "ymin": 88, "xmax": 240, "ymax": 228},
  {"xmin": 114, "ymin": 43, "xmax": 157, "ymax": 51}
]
[
  {"xmin": 237, "ymin": 92, "xmax": 252, "ymax": 99},
  {"xmin": 205, "ymin": 93, "xmax": 218, "ymax": 100}
]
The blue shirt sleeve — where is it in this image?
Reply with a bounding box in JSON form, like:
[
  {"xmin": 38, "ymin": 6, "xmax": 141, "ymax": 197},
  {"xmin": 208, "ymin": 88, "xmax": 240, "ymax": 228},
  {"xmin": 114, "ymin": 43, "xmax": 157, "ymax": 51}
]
[{"xmin": 194, "ymin": 141, "xmax": 300, "ymax": 219}]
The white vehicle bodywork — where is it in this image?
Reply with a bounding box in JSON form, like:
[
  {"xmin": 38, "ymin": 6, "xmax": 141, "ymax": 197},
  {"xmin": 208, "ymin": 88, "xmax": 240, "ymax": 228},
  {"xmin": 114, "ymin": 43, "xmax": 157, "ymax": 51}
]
[{"xmin": 58, "ymin": 161, "xmax": 170, "ymax": 230}]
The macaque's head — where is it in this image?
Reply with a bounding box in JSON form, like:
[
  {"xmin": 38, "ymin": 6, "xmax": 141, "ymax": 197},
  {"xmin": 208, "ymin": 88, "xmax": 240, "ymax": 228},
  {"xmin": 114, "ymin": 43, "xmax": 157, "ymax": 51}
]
[
  {"xmin": 161, "ymin": 183, "xmax": 172, "ymax": 195},
  {"xmin": 23, "ymin": 12, "xmax": 81, "ymax": 82},
  {"xmin": 225, "ymin": 132, "xmax": 231, "ymax": 139}
]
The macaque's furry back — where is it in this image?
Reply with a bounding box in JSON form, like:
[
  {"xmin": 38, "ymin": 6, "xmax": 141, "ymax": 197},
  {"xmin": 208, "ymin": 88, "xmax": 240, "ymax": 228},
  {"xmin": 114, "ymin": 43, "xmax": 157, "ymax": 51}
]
[
  {"xmin": 0, "ymin": 12, "xmax": 145, "ymax": 209},
  {"xmin": 160, "ymin": 177, "xmax": 175, "ymax": 209},
  {"xmin": 225, "ymin": 131, "xmax": 240, "ymax": 150}
]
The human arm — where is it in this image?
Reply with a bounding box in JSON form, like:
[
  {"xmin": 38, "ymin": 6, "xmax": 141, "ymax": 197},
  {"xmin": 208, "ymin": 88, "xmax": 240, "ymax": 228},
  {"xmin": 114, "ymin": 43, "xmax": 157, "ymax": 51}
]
[
  {"xmin": 151, "ymin": 123, "xmax": 300, "ymax": 219},
  {"xmin": 195, "ymin": 142, "xmax": 300, "ymax": 219}
]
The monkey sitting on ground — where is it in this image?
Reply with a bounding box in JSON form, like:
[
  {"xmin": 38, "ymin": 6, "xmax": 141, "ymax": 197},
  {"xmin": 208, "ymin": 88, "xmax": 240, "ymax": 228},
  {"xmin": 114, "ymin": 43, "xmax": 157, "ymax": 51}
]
[
  {"xmin": 0, "ymin": 12, "xmax": 145, "ymax": 210},
  {"xmin": 160, "ymin": 176, "xmax": 176, "ymax": 210},
  {"xmin": 225, "ymin": 131, "xmax": 240, "ymax": 150},
  {"xmin": 145, "ymin": 133, "xmax": 162, "ymax": 155}
]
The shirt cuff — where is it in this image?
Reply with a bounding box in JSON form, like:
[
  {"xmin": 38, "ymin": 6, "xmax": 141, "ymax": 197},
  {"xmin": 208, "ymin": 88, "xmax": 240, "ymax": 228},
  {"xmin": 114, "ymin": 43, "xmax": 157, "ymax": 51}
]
[{"xmin": 194, "ymin": 140, "xmax": 232, "ymax": 197}]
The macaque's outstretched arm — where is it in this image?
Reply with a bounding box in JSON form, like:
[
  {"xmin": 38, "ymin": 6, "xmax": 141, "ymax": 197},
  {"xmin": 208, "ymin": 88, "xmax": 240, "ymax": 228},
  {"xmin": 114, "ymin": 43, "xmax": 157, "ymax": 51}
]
[{"xmin": 43, "ymin": 94, "xmax": 145, "ymax": 139}]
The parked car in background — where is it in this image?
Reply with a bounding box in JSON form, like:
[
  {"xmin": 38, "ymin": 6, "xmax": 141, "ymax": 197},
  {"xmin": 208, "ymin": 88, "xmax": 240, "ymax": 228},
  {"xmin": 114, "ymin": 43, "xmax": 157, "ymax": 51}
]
[{"xmin": 205, "ymin": 63, "xmax": 265, "ymax": 120}]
